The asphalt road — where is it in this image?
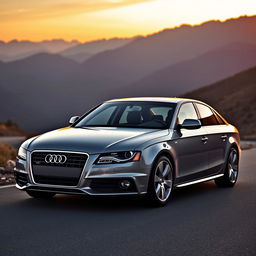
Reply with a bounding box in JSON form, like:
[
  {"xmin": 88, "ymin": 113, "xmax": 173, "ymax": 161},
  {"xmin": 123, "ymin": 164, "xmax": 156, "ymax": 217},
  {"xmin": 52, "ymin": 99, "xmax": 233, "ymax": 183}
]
[{"xmin": 1, "ymin": 149, "xmax": 256, "ymax": 256}]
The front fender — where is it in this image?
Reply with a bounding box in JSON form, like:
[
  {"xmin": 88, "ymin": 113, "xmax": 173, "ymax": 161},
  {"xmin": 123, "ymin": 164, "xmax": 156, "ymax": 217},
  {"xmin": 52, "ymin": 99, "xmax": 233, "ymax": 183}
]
[{"xmin": 139, "ymin": 141, "xmax": 178, "ymax": 186}]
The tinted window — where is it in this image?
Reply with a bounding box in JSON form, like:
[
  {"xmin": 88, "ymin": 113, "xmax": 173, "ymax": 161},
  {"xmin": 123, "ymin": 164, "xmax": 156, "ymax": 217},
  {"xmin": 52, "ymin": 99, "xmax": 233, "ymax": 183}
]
[
  {"xmin": 195, "ymin": 103, "xmax": 219, "ymax": 126},
  {"xmin": 150, "ymin": 107, "xmax": 170, "ymax": 121},
  {"xmin": 75, "ymin": 101, "xmax": 177, "ymax": 129},
  {"xmin": 85, "ymin": 105, "xmax": 117, "ymax": 126},
  {"xmin": 177, "ymin": 103, "xmax": 198, "ymax": 125},
  {"xmin": 119, "ymin": 105, "xmax": 142, "ymax": 124}
]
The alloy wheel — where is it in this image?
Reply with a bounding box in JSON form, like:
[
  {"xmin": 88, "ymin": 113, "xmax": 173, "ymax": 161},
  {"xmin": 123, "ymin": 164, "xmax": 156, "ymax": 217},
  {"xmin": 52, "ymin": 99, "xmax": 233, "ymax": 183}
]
[
  {"xmin": 228, "ymin": 149, "xmax": 238, "ymax": 183},
  {"xmin": 154, "ymin": 160, "xmax": 173, "ymax": 202}
]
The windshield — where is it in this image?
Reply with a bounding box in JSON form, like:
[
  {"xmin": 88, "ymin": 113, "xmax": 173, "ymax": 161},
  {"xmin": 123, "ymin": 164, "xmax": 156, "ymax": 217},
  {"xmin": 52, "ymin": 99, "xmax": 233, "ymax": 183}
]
[{"xmin": 75, "ymin": 101, "xmax": 177, "ymax": 129}]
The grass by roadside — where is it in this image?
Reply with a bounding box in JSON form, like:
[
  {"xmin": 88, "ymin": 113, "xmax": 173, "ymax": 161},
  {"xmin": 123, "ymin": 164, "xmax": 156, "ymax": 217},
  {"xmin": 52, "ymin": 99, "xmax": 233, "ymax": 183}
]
[{"xmin": 0, "ymin": 121, "xmax": 26, "ymax": 137}]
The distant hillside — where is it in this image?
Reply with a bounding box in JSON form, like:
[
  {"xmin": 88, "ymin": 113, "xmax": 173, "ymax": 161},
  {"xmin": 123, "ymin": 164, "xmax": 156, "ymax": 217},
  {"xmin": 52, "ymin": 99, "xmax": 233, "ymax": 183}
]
[
  {"xmin": 126, "ymin": 42, "xmax": 256, "ymax": 97},
  {"xmin": 82, "ymin": 15, "xmax": 256, "ymax": 86},
  {"xmin": 0, "ymin": 53, "xmax": 82, "ymax": 80},
  {"xmin": 0, "ymin": 38, "xmax": 133, "ymax": 63},
  {"xmin": 184, "ymin": 66, "xmax": 256, "ymax": 139},
  {"xmin": 0, "ymin": 53, "xmax": 107, "ymax": 132},
  {"xmin": 1, "ymin": 15, "xmax": 256, "ymax": 132},
  {"xmin": 0, "ymin": 40, "xmax": 79, "ymax": 62},
  {"xmin": 61, "ymin": 38, "xmax": 133, "ymax": 63}
]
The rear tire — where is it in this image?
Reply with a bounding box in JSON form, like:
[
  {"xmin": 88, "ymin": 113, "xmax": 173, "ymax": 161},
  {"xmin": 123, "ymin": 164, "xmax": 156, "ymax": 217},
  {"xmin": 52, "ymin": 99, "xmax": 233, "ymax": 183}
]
[
  {"xmin": 26, "ymin": 190, "xmax": 56, "ymax": 199},
  {"xmin": 146, "ymin": 156, "xmax": 174, "ymax": 207},
  {"xmin": 215, "ymin": 147, "xmax": 239, "ymax": 187}
]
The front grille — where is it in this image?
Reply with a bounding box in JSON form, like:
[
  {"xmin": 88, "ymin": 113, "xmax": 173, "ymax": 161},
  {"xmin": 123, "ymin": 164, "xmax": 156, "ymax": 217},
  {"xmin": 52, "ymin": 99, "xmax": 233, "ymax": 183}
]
[
  {"xmin": 89, "ymin": 178, "xmax": 137, "ymax": 193},
  {"xmin": 32, "ymin": 152, "xmax": 87, "ymax": 168},
  {"xmin": 31, "ymin": 151, "xmax": 88, "ymax": 186},
  {"xmin": 15, "ymin": 171, "xmax": 28, "ymax": 187}
]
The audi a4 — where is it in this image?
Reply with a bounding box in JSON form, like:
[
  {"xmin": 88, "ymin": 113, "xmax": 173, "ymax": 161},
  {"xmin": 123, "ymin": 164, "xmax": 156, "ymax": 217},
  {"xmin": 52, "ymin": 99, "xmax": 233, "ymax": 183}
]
[{"xmin": 15, "ymin": 97, "xmax": 240, "ymax": 206}]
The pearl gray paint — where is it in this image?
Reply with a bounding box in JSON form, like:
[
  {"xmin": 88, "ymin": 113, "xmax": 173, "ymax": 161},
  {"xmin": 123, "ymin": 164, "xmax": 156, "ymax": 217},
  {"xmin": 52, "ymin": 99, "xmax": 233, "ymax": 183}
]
[{"xmin": 15, "ymin": 98, "xmax": 240, "ymax": 195}]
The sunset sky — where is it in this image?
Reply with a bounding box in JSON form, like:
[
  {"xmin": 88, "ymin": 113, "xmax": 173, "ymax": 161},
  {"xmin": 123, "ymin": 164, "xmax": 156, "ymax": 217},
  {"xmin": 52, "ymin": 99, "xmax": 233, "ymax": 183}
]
[{"xmin": 1, "ymin": 0, "xmax": 256, "ymax": 42}]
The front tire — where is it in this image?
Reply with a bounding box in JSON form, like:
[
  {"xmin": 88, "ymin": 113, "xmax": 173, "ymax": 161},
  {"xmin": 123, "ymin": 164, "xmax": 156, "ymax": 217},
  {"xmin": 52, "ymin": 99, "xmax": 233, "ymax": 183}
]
[
  {"xmin": 146, "ymin": 156, "xmax": 174, "ymax": 207},
  {"xmin": 215, "ymin": 147, "xmax": 239, "ymax": 187},
  {"xmin": 26, "ymin": 190, "xmax": 56, "ymax": 199}
]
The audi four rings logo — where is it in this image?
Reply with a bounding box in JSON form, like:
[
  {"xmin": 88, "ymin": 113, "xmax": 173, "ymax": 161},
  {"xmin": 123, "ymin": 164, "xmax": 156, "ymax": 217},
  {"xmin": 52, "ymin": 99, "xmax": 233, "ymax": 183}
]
[{"xmin": 45, "ymin": 154, "xmax": 67, "ymax": 164}]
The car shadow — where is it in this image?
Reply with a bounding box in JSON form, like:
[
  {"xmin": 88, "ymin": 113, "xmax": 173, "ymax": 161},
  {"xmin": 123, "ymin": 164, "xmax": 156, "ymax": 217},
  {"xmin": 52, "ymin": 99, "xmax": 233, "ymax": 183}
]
[{"xmin": 15, "ymin": 180, "xmax": 229, "ymax": 212}]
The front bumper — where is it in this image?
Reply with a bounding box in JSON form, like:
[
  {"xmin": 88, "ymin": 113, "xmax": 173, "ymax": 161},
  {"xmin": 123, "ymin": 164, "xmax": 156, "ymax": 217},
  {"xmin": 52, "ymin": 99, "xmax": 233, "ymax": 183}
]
[{"xmin": 15, "ymin": 150, "xmax": 150, "ymax": 196}]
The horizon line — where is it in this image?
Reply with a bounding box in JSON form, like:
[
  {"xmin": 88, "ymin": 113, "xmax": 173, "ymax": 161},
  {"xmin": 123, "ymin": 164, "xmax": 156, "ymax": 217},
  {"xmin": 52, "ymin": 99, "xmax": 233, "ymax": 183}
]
[{"xmin": 0, "ymin": 14, "xmax": 255, "ymax": 44}]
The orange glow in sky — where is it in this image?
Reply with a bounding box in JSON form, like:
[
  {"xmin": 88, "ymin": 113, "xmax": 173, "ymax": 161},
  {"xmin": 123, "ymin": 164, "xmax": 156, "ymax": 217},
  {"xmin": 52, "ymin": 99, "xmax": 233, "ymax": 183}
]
[{"xmin": 1, "ymin": 0, "xmax": 256, "ymax": 42}]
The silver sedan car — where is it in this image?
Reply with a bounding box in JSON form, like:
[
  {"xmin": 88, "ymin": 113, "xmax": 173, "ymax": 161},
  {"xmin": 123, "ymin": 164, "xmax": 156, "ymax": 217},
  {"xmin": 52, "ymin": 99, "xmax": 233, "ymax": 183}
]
[{"xmin": 15, "ymin": 97, "xmax": 240, "ymax": 206}]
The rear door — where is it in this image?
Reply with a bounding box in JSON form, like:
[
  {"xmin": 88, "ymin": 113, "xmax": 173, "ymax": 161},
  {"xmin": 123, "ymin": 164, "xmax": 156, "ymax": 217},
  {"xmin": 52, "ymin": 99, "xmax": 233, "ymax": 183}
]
[
  {"xmin": 173, "ymin": 102, "xmax": 209, "ymax": 181},
  {"xmin": 194, "ymin": 103, "xmax": 227, "ymax": 173}
]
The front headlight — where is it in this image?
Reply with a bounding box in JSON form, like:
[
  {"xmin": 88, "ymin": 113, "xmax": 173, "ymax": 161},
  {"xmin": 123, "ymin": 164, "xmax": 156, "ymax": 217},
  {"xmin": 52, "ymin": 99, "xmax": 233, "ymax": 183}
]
[
  {"xmin": 17, "ymin": 147, "xmax": 27, "ymax": 160},
  {"xmin": 96, "ymin": 151, "xmax": 141, "ymax": 164}
]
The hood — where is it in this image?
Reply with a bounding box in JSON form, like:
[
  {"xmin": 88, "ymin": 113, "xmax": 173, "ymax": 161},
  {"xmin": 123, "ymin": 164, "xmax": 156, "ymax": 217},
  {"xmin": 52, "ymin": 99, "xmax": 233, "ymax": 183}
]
[{"xmin": 27, "ymin": 127, "xmax": 169, "ymax": 154}]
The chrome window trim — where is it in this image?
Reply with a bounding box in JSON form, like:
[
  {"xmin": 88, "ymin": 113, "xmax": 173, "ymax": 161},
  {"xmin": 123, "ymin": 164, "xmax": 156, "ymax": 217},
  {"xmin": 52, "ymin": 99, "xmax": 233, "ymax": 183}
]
[{"xmin": 29, "ymin": 150, "xmax": 89, "ymax": 188}]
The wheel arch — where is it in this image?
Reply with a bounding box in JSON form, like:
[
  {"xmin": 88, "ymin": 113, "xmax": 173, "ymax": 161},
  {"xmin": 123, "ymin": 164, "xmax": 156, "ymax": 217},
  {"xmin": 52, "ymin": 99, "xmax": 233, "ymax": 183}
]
[
  {"xmin": 229, "ymin": 142, "xmax": 241, "ymax": 160},
  {"xmin": 231, "ymin": 142, "xmax": 239, "ymax": 154},
  {"xmin": 152, "ymin": 150, "xmax": 177, "ymax": 180}
]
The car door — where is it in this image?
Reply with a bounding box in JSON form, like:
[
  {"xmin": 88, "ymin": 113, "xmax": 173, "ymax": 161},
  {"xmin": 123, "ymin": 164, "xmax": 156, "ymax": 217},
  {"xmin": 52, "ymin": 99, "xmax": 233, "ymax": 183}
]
[
  {"xmin": 194, "ymin": 103, "xmax": 228, "ymax": 173},
  {"xmin": 172, "ymin": 102, "xmax": 209, "ymax": 182}
]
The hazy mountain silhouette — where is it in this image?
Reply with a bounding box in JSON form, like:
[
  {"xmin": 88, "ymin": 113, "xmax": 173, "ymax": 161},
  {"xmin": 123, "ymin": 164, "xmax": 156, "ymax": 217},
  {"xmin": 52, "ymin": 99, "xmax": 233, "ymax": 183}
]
[
  {"xmin": 0, "ymin": 53, "xmax": 108, "ymax": 132},
  {"xmin": 82, "ymin": 15, "xmax": 256, "ymax": 86},
  {"xmin": 1, "ymin": 15, "xmax": 256, "ymax": 134},
  {"xmin": 0, "ymin": 38, "xmax": 134, "ymax": 63},
  {"xmin": 183, "ymin": 66, "xmax": 256, "ymax": 139},
  {"xmin": 0, "ymin": 39, "xmax": 79, "ymax": 62},
  {"xmin": 1, "ymin": 43, "xmax": 256, "ymax": 133},
  {"xmin": 62, "ymin": 52, "xmax": 93, "ymax": 63},
  {"xmin": 122, "ymin": 42, "xmax": 256, "ymax": 97},
  {"xmin": 0, "ymin": 53, "xmax": 82, "ymax": 81},
  {"xmin": 61, "ymin": 38, "xmax": 134, "ymax": 63}
]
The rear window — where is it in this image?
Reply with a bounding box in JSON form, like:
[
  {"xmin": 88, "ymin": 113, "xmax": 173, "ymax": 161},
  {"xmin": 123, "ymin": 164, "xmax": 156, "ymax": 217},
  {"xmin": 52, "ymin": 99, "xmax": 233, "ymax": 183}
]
[{"xmin": 195, "ymin": 103, "xmax": 219, "ymax": 126}]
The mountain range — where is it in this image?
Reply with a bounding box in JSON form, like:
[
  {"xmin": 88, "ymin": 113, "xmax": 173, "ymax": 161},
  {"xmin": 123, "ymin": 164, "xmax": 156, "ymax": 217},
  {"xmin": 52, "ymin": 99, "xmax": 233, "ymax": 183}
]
[
  {"xmin": 82, "ymin": 15, "xmax": 256, "ymax": 86},
  {"xmin": 184, "ymin": 66, "xmax": 256, "ymax": 139},
  {"xmin": 0, "ymin": 39, "xmax": 79, "ymax": 62},
  {"xmin": 0, "ymin": 15, "xmax": 256, "ymax": 137},
  {"xmin": 0, "ymin": 38, "xmax": 133, "ymax": 63},
  {"xmin": 60, "ymin": 38, "xmax": 134, "ymax": 63},
  {"xmin": 125, "ymin": 42, "xmax": 256, "ymax": 97}
]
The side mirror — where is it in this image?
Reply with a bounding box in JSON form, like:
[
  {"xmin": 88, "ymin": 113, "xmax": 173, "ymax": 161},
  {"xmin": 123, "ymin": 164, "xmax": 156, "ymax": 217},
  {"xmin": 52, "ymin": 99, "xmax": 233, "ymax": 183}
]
[
  {"xmin": 180, "ymin": 119, "xmax": 201, "ymax": 130},
  {"xmin": 69, "ymin": 116, "xmax": 80, "ymax": 125}
]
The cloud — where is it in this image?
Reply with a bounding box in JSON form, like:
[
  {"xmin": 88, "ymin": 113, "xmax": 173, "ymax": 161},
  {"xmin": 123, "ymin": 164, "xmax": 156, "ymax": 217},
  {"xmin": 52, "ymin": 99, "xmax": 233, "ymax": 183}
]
[{"xmin": 0, "ymin": 0, "xmax": 155, "ymax": 21}]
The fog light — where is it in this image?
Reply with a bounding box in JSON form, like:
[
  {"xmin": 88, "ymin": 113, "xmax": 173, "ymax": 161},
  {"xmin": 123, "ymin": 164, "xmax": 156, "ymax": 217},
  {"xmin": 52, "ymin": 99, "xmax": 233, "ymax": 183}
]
[{"xmin": 120, "ymin": 180, "xmax": 131, "ymax": 189}]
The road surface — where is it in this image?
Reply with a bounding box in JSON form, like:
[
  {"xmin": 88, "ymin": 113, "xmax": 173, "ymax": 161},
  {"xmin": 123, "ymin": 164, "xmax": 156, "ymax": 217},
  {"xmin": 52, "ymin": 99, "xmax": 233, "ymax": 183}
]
[{"xmin": 0, "ymin": 149, "xmax": 255, "ymax": 256}]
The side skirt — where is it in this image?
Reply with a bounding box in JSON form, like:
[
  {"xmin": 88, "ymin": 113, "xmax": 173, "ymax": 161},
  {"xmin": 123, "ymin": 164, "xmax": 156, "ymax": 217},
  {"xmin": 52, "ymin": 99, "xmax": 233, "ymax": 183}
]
[{"xmin": 175, "ymin": 174, "xmax": 224, "ymax": 188}]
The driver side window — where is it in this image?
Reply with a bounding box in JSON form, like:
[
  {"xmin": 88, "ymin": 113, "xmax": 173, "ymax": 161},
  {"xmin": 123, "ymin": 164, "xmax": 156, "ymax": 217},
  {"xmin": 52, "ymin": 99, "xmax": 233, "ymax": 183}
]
[{"xmin": 177, "ymin": 103, "xmax": 199, "ymax": 125}]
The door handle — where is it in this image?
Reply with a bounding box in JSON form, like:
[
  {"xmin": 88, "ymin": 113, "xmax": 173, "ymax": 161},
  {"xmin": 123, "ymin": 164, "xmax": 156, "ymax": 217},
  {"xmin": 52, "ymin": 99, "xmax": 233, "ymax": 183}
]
[
  {"xmin": 221, "ymin": 135, "xmax": 227, "ymax": 140},
  {"xmin": 201, "ymin": 136, "xmax": 208, "ymax": 143}
]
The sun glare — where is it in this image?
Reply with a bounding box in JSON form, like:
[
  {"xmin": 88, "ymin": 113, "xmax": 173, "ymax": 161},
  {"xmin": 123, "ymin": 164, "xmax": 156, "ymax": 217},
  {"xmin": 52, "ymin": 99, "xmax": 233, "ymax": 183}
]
[{"xmin": 0, "ymin": 0, "xmax": 256, "ymax": 42}]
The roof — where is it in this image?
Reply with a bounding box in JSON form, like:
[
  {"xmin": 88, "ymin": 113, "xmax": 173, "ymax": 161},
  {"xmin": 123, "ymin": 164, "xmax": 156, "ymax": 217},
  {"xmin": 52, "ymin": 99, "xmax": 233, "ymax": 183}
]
[{"xmin": 106, "ymin": 97, "xmax": 194, "ymax": 103}]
